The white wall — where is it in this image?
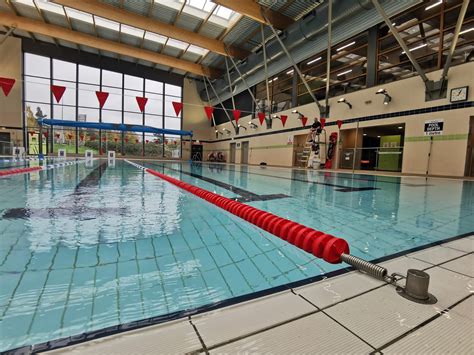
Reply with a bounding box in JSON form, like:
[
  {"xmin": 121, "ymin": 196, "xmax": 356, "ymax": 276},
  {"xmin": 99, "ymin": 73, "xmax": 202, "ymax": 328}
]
[{"xmin": 183, "ymin": 62, "xmax": 474, "ymax": 176}]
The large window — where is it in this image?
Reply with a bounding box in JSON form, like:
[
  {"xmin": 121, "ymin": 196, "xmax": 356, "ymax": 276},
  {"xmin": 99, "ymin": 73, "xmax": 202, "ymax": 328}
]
[
  {"xmin": 377, "ymin": 0, "xmax": 474, "ymax": 84},
  {"xmin": 23, "ymin": 53, "xmax": 182, "ymax": 157}
]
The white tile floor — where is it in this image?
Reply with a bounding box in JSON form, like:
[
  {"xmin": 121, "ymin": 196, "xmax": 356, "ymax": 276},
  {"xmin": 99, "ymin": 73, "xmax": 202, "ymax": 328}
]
[{"xmin": 43, "ymin": 236, "xmax": 474, "ymax": 354}]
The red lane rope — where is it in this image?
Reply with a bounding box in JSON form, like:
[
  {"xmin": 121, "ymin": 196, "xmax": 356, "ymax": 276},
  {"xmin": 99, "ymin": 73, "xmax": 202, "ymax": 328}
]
[
  {"xmin": 0, "ymin": 166, "xmax": 42, "ymax": 177},
  {"xmin": 145, "ymin": 168, "xmax": 349, "ymax": 264}
]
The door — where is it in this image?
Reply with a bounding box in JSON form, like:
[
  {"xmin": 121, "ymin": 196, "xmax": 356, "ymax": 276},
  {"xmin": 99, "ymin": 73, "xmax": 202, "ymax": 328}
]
[
  {"xmin": 241, "ymin": 141, "xmax": 249, "ymax": 164},
  {"xmin": 0, "ymin": 132, "xmax": 11, "ymax": 155},
  {"xmin": 466, "ymin": 117, "xmax": 474, "ymax": 177},
  {"xmin": 229, "ymin": 142, "xmax": 236, "ymax": 163}
]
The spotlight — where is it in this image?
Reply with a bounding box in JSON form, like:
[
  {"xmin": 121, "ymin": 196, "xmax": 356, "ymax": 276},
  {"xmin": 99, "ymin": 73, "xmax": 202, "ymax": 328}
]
[
  {"xmin": 222, "ymin": 128, "xmax": 231, "ymax": 135},
  {"xmin": 238, "ymin": 124, "xmax": 247, "ymax": 131},
  {"xmin": 292, "ymin": 110, "xmax": 304, "ymax": 119},
  {"xmin": 376, "ymin": 88, "xmax": 392, "ymax": 105},
  {"xmin": 272, "ymin": 114, "xmax": 281, "ymax": 120},
  {"xmin": 337, "ymin": 97, "xmax": 352, "ymax": 109},
  {"xmin": 248, "ymin": 121, "xmax": 258, "ymax": 129},
  {"xmin": 215, "ymin": 129, "xmax": 223, "ymax": 136}
]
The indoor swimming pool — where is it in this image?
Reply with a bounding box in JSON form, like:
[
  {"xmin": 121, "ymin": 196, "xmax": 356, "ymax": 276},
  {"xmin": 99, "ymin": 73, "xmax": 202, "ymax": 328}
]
[{"xmin": 1, "ymin": 159, "xmax": 473, "ymax": 351}]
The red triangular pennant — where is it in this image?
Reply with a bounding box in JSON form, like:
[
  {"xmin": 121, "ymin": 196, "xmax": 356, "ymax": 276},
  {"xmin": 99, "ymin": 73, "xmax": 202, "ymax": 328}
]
[
  {"xmin": 136, "ymin": 97, "xmax": 148, "ymax": 113},
  {"xmin": 204, "ymin": 106, "xmax": 214, "ymax": 120},
  {"xmin": 172, "ymin": 101, "xmax": 183, "ymax": 116},
  {"xmin": 257, "ymin": 112, "xmax": 265, "ymax": 125},
  {"xmin": 51, "ymin": 85, "xmax": 66, "ymax": 103},
  {"xmin": 114, "ymin": 137, "xmax": 118, "ymax": 142},
  {"xmin": 79, "ymin": 134, "xmax": 84, "ymax": 141},
  {"xmin": 280, "ymin": 115, "xmax": 288, "ymax": 127},
  {"xmin": 320, "ymin": 118, "xmax": 326, "ymax": 129},
  {"xmin": 301, "ymin": 116, "xmax": 308, "ymax": 127},
  {"xmin": 102, "ymin": 136, "xmax": 107, "ymax": 142},
  {"xmin": 96, "ymin": 91, "xmax": 109, "ymax": 108},
  {"xmin": 67, "ymin": 133, "xmax": 73, "ymax": 140},
  {"xmin": 337, "ymin": 119, "xmax": 343, "ymax": 129},
  {"xmin": 125, "ymin": 137, "xmax": 129, "ymax": 143},
  {"xmin": 0, "ymin": 77, "xmax": 15, "ymax": 97},
  {"xmin": 232, "ymin": 109, "xmax": 241, "ymax": 124}
]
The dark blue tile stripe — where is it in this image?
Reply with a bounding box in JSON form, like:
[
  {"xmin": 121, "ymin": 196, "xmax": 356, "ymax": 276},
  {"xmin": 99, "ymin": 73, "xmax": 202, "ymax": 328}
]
[{"xmin": 201, "ymin": 101, "xmax": 474, "ymax": 143}]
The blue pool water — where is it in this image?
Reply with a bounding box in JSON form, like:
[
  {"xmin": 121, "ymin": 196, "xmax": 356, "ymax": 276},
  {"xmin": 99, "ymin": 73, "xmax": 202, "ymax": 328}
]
[{"xmin": 1, "ymin": 159, "xmax": 473, "ymax": 351}]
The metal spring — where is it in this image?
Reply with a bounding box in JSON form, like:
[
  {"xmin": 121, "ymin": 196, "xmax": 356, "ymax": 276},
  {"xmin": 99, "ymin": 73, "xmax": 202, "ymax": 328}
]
[{"xmin": 340, "ymin": 254, "xmax": 388, "ymax": 280}]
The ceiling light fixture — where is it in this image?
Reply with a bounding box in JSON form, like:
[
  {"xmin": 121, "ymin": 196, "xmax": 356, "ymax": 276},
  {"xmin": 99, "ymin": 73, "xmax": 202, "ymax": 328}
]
[
  {"xmin": 286, "ymin": 69, "xmax": 294, "ymax": 75},
  {"xmin": 425, "ymin": 1, "xmax": 442, "ymax": 11},
  {"xmin": 376, "ymin": 88, "xmax": 392, "ymax": 105},
  {"xmin": 401, "ymin": 43, "xmax": 427, "ymax": 54},
  {"xmin": 336, "ymin": 41, "xmax": 356, "ymax": 52},
  {"xmin": 460, "ymin": 28, "xmax": 474, "ymax": 35},
  {"xmin": 307, "ymin": 57, "xmax": 322, "ymax": 65},
  {"xmin": 337, "ymin": 69, "xmax": 352, "ymax": 77},
  {"xmin": 337, "ymin": 97, "xmax": 353, "ymax": 109}
]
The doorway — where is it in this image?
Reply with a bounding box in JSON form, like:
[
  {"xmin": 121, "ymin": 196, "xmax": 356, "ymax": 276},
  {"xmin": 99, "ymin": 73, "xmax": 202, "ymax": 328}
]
[
  {"xmin": 0, "ymin": 132, "xmax": 11, "ymax": 155},
  {"xmin": 339, "ymin": 123, "xmax": 405, "ymax": 172},
  {"xmin": 466, "ymin": 117, "xmax": 474, "ymax": 177},
  {"xmin": 240, "ymin": 141, "xmax": 249, "ymax": 164},
  {"xmin": 229, "ymin": 142, "xmax": 236, "ymax": 163}
]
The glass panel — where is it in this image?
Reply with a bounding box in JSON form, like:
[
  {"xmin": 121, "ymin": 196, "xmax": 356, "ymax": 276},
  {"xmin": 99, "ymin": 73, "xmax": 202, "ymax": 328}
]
[
  {"xmin": 52, "ymin": 127, "xmax": 76, "ymax": 154},
  {"xmin": 102, "ymin": 70, "xmax": 123, "ymax": 87},
  {"xmin": 24, "ymin": 76, "xmax": 50, "ymax": 103},
  {"xmin": 53, "ymin": 105, "xmax": 76, "ymax": 120},
  {"xmin": 52, "ymin": 80, "xmax": 76, "ymax": 106},
  {"xmin": 124, "ymin": 75, "xmax": 143, "ymax": 90},
  {"xmin": 24, "ymin": 53, "xmax": 50, "ymax": 77},
  {"xmin": 78, "ymin": 83, "xmax": 100, "ymax": 108},
  {"xmin": 79, "ymin": 65, "xmax": 100, "ymax": 84},
  {"xmin": 102, "ymin": 110, "xmax": 122, "ymax": 124},
  {"xmin": 145, "ymin": 114, "xmax": 162, "ymax": 128},
  {"xmin": 53, "ymin": 59, "xmax": 76, "ymax": 82},
  {"xmin": 145, "ymin": 93, "xmax": 163, "ymax": 115},
  {"xmin": 25, "ymin": 102, "xmax": 50, "ymax": 125},
  {"xmin": 124, "ymin": 111, "xmax": 143, "ymax": 125},
  {"xmin": 164, "ymin": 135, "xmax": 180, "ymax": 158},
  {"xmin": 144, "ymin": 133, "xmax": 163, "ymax": 157},
  {"xmin": 102, "ymin": 86, "xmax": 122, "ymax": 111},
  {"xmin": 165, "ymin": 116, "xmax": 181, "ymax": 131},
  {"xmin": 145, "ymin": 79, "xmax": 163, "ymax": 94},
  {"xmin": 165, "ymin": 83, "xmax": 181, "ymax": 97},
  {"xmin": 124, "ymin": 89, "xmax": 142, "ymax": 113},
  {"xmin": 78, "ymin": 107, "xmax": 99, "ymax": 122}
]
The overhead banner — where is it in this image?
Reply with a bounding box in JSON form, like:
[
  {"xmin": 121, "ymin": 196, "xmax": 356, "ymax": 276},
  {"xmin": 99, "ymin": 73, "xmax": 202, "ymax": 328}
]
[
  {"xmin": 424, "ymin": 119, "xmax": 444, "ymax": 136},
  {"xmin": 0, "ymin": 77, "xmax": 15, "ymax": 97},
  {"xmin": 51, "ymin": 85, "xmax": 66, "ymax": 103}
]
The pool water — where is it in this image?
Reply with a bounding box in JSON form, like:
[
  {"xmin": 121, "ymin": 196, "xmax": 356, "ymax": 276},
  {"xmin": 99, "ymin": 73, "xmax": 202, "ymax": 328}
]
[{"xmin": 1, "ymin": 159, "xmax": 473, "ymax": 351}]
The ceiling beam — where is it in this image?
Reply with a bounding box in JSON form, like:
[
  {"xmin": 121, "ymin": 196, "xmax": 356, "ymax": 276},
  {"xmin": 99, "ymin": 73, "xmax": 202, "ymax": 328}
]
[
  {"xmin": 0, "ymin": 11, "xmax": 221, "ymax": 78},
  {"xmin": 52, "ymin": 0, "xmax": 249, "ymax": 59},
  {"xmin": 212, "ymin": 0, "xmax": 294, "ymax": 30}
]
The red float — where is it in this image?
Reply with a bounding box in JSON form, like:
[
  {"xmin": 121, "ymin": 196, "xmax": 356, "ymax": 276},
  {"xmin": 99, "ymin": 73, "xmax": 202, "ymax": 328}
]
[
  {"xmin": 144, "ymin": 168, "xmax": 350, "ymax": 264},
  {"xmin": 0, "ymin": 166, "xmax": 42, "ymax": 177}
]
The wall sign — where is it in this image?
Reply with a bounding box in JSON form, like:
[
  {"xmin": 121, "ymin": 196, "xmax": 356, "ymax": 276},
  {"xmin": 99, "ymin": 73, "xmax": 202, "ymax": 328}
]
[{"xmin": 424, "ymin": 119, "xmax": 444, "ymax": 136}]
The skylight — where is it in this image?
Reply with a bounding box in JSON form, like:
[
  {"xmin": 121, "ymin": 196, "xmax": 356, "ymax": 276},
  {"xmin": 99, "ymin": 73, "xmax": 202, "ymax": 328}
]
[
  {"xmin": 166, "ymin": 38, "xmax": 189, "ymax": 51},
  {"xmin": 94, "ymin": 16, "xmax": 120, "ymax": 31},
  {"xmin": 65, "ymin": 8, "xmax": 93, "ymax": 24},
  {"xmin": 188, "ymin": 45, "xmax": 209, "ymax": 56},
  {"xmin": 121, "ymin": 24, "xmax": 144, "ymax": 38},
  {"xmin": 144, "ymin": 31, "xmax": 167, "ymax": 44}
]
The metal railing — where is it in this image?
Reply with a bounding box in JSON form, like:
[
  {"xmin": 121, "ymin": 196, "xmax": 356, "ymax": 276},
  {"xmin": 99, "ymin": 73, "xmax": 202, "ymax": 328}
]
[{"xmin": 339, "ymin": 146, "xmax": 404, "ymax": 172}]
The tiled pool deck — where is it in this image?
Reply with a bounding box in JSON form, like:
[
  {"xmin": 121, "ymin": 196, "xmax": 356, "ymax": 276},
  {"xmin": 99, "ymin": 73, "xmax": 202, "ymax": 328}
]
[{"xmin": 44, "ymin": 235, "xmax": 473, "ymax": 354}]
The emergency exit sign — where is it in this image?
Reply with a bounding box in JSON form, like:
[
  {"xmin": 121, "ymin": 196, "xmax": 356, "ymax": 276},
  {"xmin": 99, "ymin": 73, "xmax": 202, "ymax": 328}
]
[{"xmin": 424, "ymin": 119, "xmax": 444, "ymax": 136}]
